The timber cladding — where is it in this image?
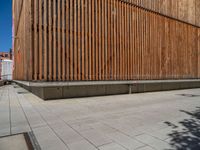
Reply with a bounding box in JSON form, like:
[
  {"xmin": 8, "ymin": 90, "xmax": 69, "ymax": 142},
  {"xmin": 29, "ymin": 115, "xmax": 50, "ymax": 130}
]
[
  {"xmin": 13, "ymin": 0, "xmax": 200, "ymax": 81},
  {"xmin": 129, "ymin": 0, "xmax": 200, "ymax": 27}
]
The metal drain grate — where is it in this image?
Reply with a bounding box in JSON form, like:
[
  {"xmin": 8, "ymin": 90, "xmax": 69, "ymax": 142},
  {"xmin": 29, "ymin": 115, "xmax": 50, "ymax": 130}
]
[
  {"xmin": 17, "ymin": 91, "xmax": 30, "ymax": 94},
  {"xmin": 178, "ymin": 94, "xmax": 200, "ymax": 97}
]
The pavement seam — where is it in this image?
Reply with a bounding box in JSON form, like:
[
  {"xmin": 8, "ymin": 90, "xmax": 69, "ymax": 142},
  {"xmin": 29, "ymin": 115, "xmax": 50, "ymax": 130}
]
[
  {"xmin": 34, "ymin": 98, "xmax": 101, "ymax": 150},
  {"xmin": 8, "ymin": 86, "xmax": 12, "ymax": 135},
  {"xmin": 26, "ymin": 96, "xmax": 71, "ymax": 150}
]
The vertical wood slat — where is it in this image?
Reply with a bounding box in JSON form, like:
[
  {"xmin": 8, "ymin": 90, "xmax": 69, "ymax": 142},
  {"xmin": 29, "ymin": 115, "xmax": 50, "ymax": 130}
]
[
  {"xmin": 62, "ymin": 0, "xmax": 65, "ymax": 80},
  {"xmin": 53, "ymin": 0, "xmax": 57, "ymax": 81},
  {"xmin": 122, "ymin": 2, "xmax": 125, "ymax": 80},
  {"xmin": 81, "ymin": 0, "xmax": 85, "ymax": 80},
  {"xmin": 48, "ymin": 0, "xmax": 52, "ymax": 80},
  {"xmin": 69, "ymin": 0, "xmax": 73, "ymax": 80},
  {"xmin": 77, "ymin": 0, "xmax": 81, "ymax": 80},
  {"xmin": 101, "ymin": 0, "xmax": 105, "ymax": 80},
  {"xmin": 85, "ymin": 0, "xmax": 88, "ymax": 80},
  {"xmin": 43, "ymin": 0, "xmax": 47, "ymax": 80},
  {"xmin": 26, "ymin": 0, "xmax": 32, "ymax": 80},
  {"xmin": 88, "ymin": 0, "xmax": 92, "ymax": 80},
  {"xmin": 110, "ymin": 0, "xmax": 113, "ymax": 79},
  {"xmin": 14, "ymin": 0, "xmax": 200, "ymax": 82},
  {"xmin": 198, "ymin": 29, "xmax": 200, "ymax": 77},
  {"xmin": 104, "ymin": 0, "xmax": 108, "ymax": 80},
  {"xmin": 33, "ymin": 0, "xmax": 38, "ymax": 80},
  {"xmin": 95, "ymin": 0, "xmax": 99, "ymax": 80},
  {"xmin": 66, "ymin": 0, "xmax": 70, "ymax": 80},
  {"xmin": 39, "ymin": 0, "xmax": 43, "ymax": 80},
  {"xmin": 57, "ymin": 0, "xmax": 61, "ymax": 80},
  {"xmin": 91, "ymin": 0, "xmax": 95, "ymax": 80},
  {"xmin": 98, "ymin": 0, "xmax": 101, "ymax": 79}
]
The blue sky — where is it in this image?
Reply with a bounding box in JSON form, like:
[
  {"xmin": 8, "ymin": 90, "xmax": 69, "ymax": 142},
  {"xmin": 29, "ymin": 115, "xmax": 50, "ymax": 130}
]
[{"xmin": 0, "ymin": 0, "xmax": 12, "ymax": 52}]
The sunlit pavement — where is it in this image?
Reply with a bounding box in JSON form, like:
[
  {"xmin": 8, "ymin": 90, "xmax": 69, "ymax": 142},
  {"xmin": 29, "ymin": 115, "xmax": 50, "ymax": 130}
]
[{"xmin": 0, "ymin": 84, "xmax": 200, "ymax": 150}]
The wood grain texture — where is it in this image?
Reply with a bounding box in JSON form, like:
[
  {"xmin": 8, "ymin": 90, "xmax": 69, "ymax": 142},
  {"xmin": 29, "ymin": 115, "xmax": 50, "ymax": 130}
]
[
  {"xmin": 13, "ymin": 0, "xmax": 200, "ymax": 81},
  {"xmin": 128, "ymin": 0, "xmax": 200, "ymax": 26}
]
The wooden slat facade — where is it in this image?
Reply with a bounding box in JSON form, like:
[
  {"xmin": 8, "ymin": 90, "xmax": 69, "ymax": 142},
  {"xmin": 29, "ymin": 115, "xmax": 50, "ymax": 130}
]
[
  {"xmin": 13, "ymin": 0, "xmax": 200, "ymax": 81},
  {"xmin": 128, "ymin": 0, "xmax": 200, "ymax": 26}
]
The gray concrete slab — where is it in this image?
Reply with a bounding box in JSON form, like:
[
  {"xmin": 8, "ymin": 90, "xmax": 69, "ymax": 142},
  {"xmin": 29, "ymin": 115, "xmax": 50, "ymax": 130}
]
[
  {"xmin": 33, "ymin": 126, "xmax": 68, "ymax": 150},
  {"xmin": 1, "ymin": 85, "xmax": 200, "ymax": 149},
  {"xmin": 137, "ymin": 146, "xmax": 155, "ymax": 150},
  {"xmin": 0, "ymin": 134, "xmax": 29, "ymax": 150},
  {"xmin": 107, "ymin": 132, "xmax": 145, "ymax": 149},
  {"xmin": 14, "ymin": 79, "xmax": 200, "ymax": 87},
  {"xmin": 14, "ymin": 79, "xmax": 200, "ymax": 100},
  {"xmin": 79, "ymin": 129, "xmax": 113, "ymax": 147},
  {"xmin": 98, "ymin": 142, "xmax": 127, "ymax": 150},
  {"xmin": 10, "ymin": 92, "xmax": 31, "ymax": 134},
  {"xmin": 0, "ymin": 94, "xmax": 10, "ymax": 137},
  {"xmin": 67, "ymin": 139, "xmax": 97, "ymax": 150}
]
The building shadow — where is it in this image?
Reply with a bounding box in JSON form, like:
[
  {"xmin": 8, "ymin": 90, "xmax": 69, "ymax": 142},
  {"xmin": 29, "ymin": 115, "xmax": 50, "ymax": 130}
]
[{"xmin": 164, "ymin": 107, "xmax": 200, "ymax": 150}]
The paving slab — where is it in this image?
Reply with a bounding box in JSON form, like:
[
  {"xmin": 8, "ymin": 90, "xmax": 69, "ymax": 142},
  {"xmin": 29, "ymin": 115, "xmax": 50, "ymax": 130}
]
[
  {"xmin": 50, "ymin": 122, "xmax": 84, "ymax": 144},
  {"xmin": 67, "ymin": 139, "xmax": 97, "ymax": 150},
  {"xmin": 33, "ymin": 126, "xmax": 68, "ymax": 150},
  {"xmin": 107, "ymin": 132, "xmax": 145, "ymax": 149},
  {"xmin": 80, "ymin": 129, "xmax": 113, "ymax": 147},
  {"xmin": 137, "ymin": 146, "xmax": 155, "ymax": 150},
  {"xmin": 98, "ymin": 142, "xmax": 127, "ymax": 150},
  {"xmin": 1, "ymin": 85, "xmax": 200, "ymax": 150},
  {"xmin": 135, "ymin": 134, "xmax": 172, "ymax": 150},
  {"xmin": 0, "ymin": 94, "xmax": 10, "ymax": 137},
  {"xmin": 0, "ymin": 134, "xmax": 29, "ymax": 150}
]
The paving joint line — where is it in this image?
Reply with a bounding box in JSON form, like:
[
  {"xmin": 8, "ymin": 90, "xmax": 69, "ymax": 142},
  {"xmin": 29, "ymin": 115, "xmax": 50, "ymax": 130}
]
[
  {"xmin": 8, "ymin": 87, "xmax": 12, "ymax": 135},
  {"xmin": 25, "ymin": 94, "xmax": 71, "ymax": 150},
  {"xmin": 35, "ymin": 98, "xmax": 102, "ymax": 150}
]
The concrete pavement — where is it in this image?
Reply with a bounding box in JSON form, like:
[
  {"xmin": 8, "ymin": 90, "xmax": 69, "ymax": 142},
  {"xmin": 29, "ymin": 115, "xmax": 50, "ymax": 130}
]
[{"xmin": 0, "ymin": 84, "xmax": 200, "ymax": 150}]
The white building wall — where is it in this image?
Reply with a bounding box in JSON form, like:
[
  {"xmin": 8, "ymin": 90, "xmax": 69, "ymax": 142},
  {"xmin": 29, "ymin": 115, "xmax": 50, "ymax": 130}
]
[{"xmin": 1, "ymin": 60, "xmax": 13, "ymax": 80}]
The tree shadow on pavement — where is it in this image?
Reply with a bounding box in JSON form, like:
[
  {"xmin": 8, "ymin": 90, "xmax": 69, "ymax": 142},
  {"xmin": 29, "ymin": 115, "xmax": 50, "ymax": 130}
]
[{"xmin": 164, "ymin": 107, "xmax": 200, "ymax": 150}]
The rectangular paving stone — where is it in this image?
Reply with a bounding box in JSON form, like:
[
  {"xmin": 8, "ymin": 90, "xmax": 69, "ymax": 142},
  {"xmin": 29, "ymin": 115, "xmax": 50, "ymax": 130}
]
[
  {"xmin": 135, "ymin": 134, "xmax": 172, "ymax": 149},
  {"xmin": 137, "ymin": 146, "xmax": 155, "ymax": 150},
  {"xmin": 107, "ymin": 132, "xmax": 145, "ymax": 150},
  {"xmin": 31, "ymin": 104, "xmax": 61, "ymax": 125},
  {"xmin": 0, "ymin": 95, "xmax": 10, "ymax": 137},
  {"xmin": 0, "ymin": 134, "xmax": 29, "ymax": 150},
  {"xmin": 1, "ymin": 85, "xmax": 200, "ymax": 150},
  {"xmin": 68, "ymin": 139, "xmax": 97, "ymax": 150},
  {"xmin": 91, "ymin": 123, "xmax": 117, "ymax": 134},
  {"xmin": 20, "ymin": 95, "xmax": 47, "ymax": 128},
  {"xmin": 50, "ymin": 122, "xmax": 83, "ymax": 144},
  {"xmin": 98, "ymin": 142, "xmax": 127, "ymax": 150},
  {"xmin": 33, "ymin": 126, "xmax": 68, "ymax": 150},
  {"xmin": 145, "ymin": 127, "xmax": 173, "ymax": 140},
  {"xmin": 80, "ymin": 129, "xmax": 113, "ymax": 147},
  {"xmin": 10, "ymin": 95, "xmax": 31, "ymax": 134},
  {"xmin": 70, "ymin": 122, "xmax": 93, "ymax": 132}
]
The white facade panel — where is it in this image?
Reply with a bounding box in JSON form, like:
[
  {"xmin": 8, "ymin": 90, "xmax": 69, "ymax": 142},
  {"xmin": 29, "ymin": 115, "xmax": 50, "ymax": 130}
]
[{"xmin": 1, "ymin": 60, "xmax": 13, "ymax": 80}]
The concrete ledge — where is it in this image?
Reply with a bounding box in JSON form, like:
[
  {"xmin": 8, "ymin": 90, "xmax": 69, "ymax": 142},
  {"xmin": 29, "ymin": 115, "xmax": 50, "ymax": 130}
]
[
  {"xmin": 0, "ymin": 80, "xmax": 6, "ymax": 87},
  {"xmin": 14, "ymin": 79, "xmax": 200, "ymax": 100},
  {"xmin": 0, "ymin": 81, "xmax": 4, "ymax": 87}
]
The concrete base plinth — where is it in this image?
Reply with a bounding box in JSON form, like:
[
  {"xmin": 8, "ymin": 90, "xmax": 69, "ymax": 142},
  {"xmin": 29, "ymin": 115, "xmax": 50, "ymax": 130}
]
[
  {"xmin": 14, "ymin": 79, "xmax": 200, "ymax": 100},
  {"xmin": 0, "ymin": 80, "xmax": 7, "ymax": 87}
]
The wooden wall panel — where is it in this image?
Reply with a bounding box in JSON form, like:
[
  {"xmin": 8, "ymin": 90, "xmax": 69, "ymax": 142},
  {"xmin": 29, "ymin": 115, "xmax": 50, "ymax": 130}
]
[
  {"xmin": 13, "ymin": 0, "xmax": 32, "ymax": 81},
  {"xmin": 198, "ymin": 29, "xmax": 200, "ymax": 77},
  {"xmin": 196, "ymin": 0, "xmax": 200, "ymax": 26},
  {"xmin": 13, "ymin": 0, "xmax": 200, "ymax": 81},
  {"xmin": 128, "ymin": 0, "xmax": 200, "ymax": 26},
  {"xmin": 48, "ymin": 0, "xmax": 53, "ymax": 81},
  {"xmin": 12, "ymin": 0, "xmax": 24, "ymax": 35}
]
